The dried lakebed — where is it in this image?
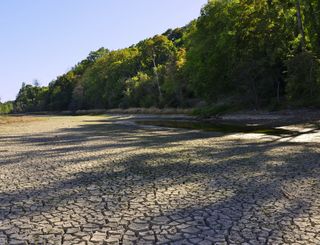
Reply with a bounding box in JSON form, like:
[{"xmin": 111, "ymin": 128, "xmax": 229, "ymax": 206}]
[{"xmin": 0, "ymin": 115, "xmax": 319, "ymax": 244}]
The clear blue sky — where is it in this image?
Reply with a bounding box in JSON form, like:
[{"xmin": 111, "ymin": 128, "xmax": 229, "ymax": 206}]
[{"xmin": 0, "ymin": 0, "xmax": 207, "ymax": 102}]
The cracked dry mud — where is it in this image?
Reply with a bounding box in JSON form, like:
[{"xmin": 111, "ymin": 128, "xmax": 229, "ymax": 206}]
[{"xmin": 0, "ymin": 115, "xmax": 319, "ymax": 245}]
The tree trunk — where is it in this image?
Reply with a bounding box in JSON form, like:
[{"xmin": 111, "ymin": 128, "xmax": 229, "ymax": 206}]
[
  {"xmin": 151, "ymin": 49, "xmax": 163, "ymax": 104},
  {"xmin": 296, "ymin": 0, "xmax": 306, "ymax": 50},
  {"xmin": 276, "ymin": 79, "xmax": 280, "ymax": 104},
  {"xmin": 307, "ymin": 1, "xmax": 320, "ymax": 53}
]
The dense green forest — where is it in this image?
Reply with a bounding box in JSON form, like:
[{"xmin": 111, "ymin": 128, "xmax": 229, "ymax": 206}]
[{"xmin": 10, "ymin": 0, "xmax": 320, "ymax": 114}]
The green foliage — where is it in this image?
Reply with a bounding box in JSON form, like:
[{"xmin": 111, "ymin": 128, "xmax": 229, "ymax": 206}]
[
  {"xmin": 11, "ymin": 0, "xmax": 320, "ymax": 113},
  {"xmin": 123, "ymin": 72, "xmax": 156, "ymax": 108},
  {"xmin": 0, "ymin": 101, "xmax": 13, "ymax": 114},
  {"xmin": 185, "ymin": 0, "xmax": 292, "ymax": 107},
  {"xmin": 15, "ymin": 83, "xmax": 48, "ymax": 112},
  {"xmin": 286, "ymin": 52, "xmax": 320, "ymax": 106},
  {"xmin": 47, "ymin": 47, "xmax": 109, "ymax": 111},
  {"xmin": 81, "ymin": 48, "xmax": 140, "ymax": 108},
  {"xmin": 192, "ymin": 104, "xmax": 233, "ymax": 118},
  {"xmin": 183, "ymin": 0, "xmax": 320, "ymax": 109},
  {"xmin": 185, "ymin": 0, "xmax": 238, "ymax": 101}
]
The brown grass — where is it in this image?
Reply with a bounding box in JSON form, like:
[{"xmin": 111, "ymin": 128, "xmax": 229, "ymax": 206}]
[
  {"xmin": 23, "ymin": 108, "xmax": 193, "ymax": 116},
  {"xmin": 105, "ymin": 107, "xmax": 193, "ymax": 115},
  {"xmin": 0, "ymin": 116, "xmax": 41, "ymax": 125}
]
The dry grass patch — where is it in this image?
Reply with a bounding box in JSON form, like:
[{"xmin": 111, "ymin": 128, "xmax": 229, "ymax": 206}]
[
  {"xmin": 0, "ymin": 116, "xmax": 41, "ymax": 125},
  {"xmin": 106, "ymin": 107, "xmax": 193, "ymax": 115}
]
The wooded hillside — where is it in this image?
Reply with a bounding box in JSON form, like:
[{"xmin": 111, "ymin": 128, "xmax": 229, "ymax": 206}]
[{"xmin": 11, "ymin": 0, "xmax": 320, "ymax": 114}]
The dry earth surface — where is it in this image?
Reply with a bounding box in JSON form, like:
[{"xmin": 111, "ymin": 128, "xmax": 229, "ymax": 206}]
[{"xmin": 0, "ymin": 115, "xmax": 319, "ymax": 245}]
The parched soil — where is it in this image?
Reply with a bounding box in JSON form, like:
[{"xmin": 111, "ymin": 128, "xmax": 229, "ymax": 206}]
[{"xmin": 0, "ymin": 115, "xmax": 319, "ymax": 244}]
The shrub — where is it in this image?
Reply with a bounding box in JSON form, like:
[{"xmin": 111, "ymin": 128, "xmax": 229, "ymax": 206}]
[{"xmin": 286, "ymin": 52, "xmax": 320, "ymax": 107}]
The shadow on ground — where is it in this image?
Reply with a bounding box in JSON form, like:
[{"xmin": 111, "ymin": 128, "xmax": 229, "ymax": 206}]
[{"xmin": 0, "ymin": 116, "xmax": 319, "ymax": 243}]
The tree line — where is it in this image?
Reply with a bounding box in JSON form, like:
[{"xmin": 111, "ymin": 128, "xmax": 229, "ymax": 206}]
[
  {"xmin": 0, "ymin": 101, "xmax": 13, "ymax": 114},
  {"xmin": 12, "ymin": 0, "xmax": 320, "ymax": 114}
]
